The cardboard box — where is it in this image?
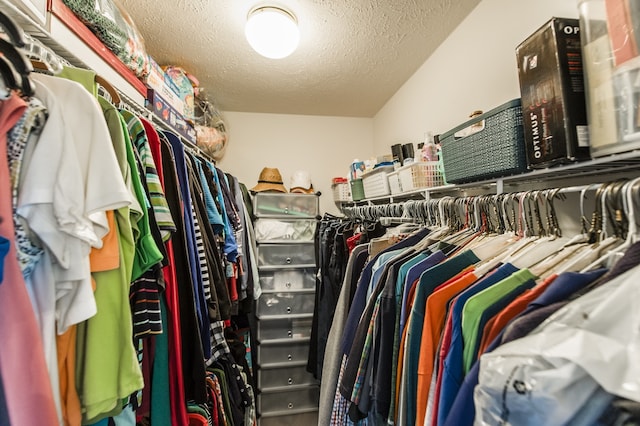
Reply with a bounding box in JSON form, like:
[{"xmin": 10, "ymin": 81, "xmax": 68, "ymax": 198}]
[
  {"xmin": 143, "ymin": 57, "xmax": 185, "ymax": 116},
  {"xmin": 146, "ymin": 88, "xmax": 197, "ymax": 144},
  {"xmin": 516, "ymin": 17, "xmax": 590, "ymax": 168}
]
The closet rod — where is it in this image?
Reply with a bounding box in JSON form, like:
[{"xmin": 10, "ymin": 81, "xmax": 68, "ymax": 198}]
[{"xmin": 341, "ymin": 182, "xmax": 608, "ymax": 222}]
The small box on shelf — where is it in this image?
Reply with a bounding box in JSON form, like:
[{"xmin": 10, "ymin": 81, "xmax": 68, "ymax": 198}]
[{"xmin": 146, "ymin": 88, "xmax": 197, "ymax": 144}]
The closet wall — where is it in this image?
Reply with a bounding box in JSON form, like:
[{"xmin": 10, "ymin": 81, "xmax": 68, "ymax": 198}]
[
  {"xmin": 220, "ymin": 0, "xmax": 580, "ymax": 216},
  {"xmin": 218, "ymin": 112, "xmax": 373, "ymax": 215},
  {"xmin": 373, "ymin": 0, "xmax": 578, "ymax": 155}
]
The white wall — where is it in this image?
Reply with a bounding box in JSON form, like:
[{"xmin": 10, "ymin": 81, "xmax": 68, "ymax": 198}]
[
  {"xmin": 219, "ymin": 0, "xmax": 581, "ymax": 216},
  {"xmin": 218, "ymin": 111, "xmax": 374, "ymax": 215},
  {"xmin": 373, "ymin": 0, "xmax": 580, "ymax": 156}
]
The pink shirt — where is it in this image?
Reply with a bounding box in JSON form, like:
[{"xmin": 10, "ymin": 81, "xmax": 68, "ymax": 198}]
[{"xmin": 0, "ymin": 93, "xmax": 58, "ymax": 425}]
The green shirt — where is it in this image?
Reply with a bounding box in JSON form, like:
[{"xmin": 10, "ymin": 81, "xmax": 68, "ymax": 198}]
[{"xmin": 461, "ymin": 268, "xmax": 537, "ymax": 373}]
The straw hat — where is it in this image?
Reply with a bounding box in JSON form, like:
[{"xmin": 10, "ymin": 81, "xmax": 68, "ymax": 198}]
[
  {"xmin": 290, "ymin": 170, "xmax": 314, "ymax": 194},
  {"xmin": 251, "ymin": 167, "xmax": 287, "ymax": 193}
]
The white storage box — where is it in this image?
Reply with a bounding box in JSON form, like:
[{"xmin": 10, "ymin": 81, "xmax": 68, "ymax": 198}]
[
  {"xmin": 387, "ymin": 170, "xmax": 403, "ymax": 194},
  {"xmin": 398, "ymin": 161, "xmax": 445, "ymax": 191},
  {"xmin": 362, "ymin": 165, "xmax": 394, "ymax": 198}
]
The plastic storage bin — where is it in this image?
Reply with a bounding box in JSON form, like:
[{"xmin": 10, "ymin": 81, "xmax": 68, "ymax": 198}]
[
  {"xmin": 579, "ymin": 0, "xmax": 640, "ymax": 156},
  {"xmin": 350, "ymin": 178, "xmax": 365, "ymax": 201},
  {"xmin": 440, "ymin": 99, "xmax": 527, "ymax": 184},
  {"xmin": 257, "ymin": 243, "xmax": 316, "ymax": 268},
  {"xmin": 257, "ymin": 316, "xmax": 313, "ymax": 340},
  {"xmin": 256, "ymin": 291, "xmax": 316, "ymax": 317},
  {"xmin": 362, "ymin": 165, "xmax": 394, "ymax": 198},
  {"xmin": 254, "ymin": 218, "xmax": 317, "ymax": 242},
  {"xmin": 259, "ymin": 268, "xmax": 316, "ymax": 291},
  {"xmin": 258, "ymin": 364, "xmax": 318, "ymax": 389},
  {"xmin": 398, "ymin": 161, "xmax": 445, "ymax": 191},
  {"xmin": 257, "ymin": 339, "xmax": 311, "ymax": 366},
  {"xmin": 253, "ymin": 192, "xmax": 319, "ymax": 218},
  {"xmin": 332, "ymin": 177, "xmax": 351, "ymax": 202}
]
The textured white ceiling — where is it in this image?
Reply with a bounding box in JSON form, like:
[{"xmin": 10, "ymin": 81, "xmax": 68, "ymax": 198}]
[{"xmin": 119, "ymin": 0, "xmax": 481, "ymax": 117}]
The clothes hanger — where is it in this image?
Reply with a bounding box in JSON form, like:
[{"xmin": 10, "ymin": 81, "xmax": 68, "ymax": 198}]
[
  {"xmin": 580, "ymin": 177, "xmax": 640, "ymax": 272},
  {"xmin": 0, "ymin": 37, "xmax": 33, "ymax": 96},
  {"xmin": 95, "ymin": 75, "xmax": 121, "ymax": 105},
  {"xmin": 0, "ymin": 55, "xmax": 19, "ymax": 96},
  {"xmin": 0, "ymin": 11, "xmax": 25, "ymax": 48}
]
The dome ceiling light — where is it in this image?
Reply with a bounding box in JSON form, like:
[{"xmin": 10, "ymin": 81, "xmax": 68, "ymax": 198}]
[{"xmin": 245, "ymin": 6, "xmax": 300, "ymax": 59}]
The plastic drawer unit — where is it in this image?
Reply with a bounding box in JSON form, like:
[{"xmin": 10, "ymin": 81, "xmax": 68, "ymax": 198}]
[
  {"xmin": 257, "ymin": 316, "xmax": 313, "ymax": 341},
  {"xmin": 253, "ymin": 192, "xmax": 319, "ymax": 218},
  {"xmin": 257, "ymin": 243, "xmax": 316, "ymax": 268},
  {"xmin": 258, "ymin": 364, "xmax": 318, "ymax": 390},
  {"xmin": 257, "ymin": 338, "xmax": 311, "ymax": 367},
  {"xmin": 258, "ymin": 386, "xmax": 320, "ymax": 414},
  {"xmin": 252, "ymin": 193, "xmax": 320, "ymax": 420},
  {"xmin": 259, "ymin": 268, "xmax": 316, "ymax": 291},
  {"xmin": 256, "ymin": 291, "xmax": 316, "ymax": 317}
]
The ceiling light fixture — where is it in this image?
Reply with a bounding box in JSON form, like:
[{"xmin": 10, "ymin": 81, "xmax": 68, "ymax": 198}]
[{"xmin": 245, "ymin": 6, "xmax": 300, "ymax": 59}]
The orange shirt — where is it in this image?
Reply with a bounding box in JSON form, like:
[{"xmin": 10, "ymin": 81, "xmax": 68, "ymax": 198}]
[{"xmin": 415, "ymin": 267, "xmax": 477, "ymax": 425}]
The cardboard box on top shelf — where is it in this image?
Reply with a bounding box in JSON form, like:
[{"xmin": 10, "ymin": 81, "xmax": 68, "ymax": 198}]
[
  {"xmin": 143, "ymin": 56, "xmax": 186, "ymax": 116},
  {"xmin": 146, "ymin": 88, "xmax": 197, "ymax": 144},
  {"xmin": 163, "ymin": 66, "xmax": 196, "ymax": 121},
  {"xmin": 516, "ymin": 17, "xmax": 591, "ymax": 168}
]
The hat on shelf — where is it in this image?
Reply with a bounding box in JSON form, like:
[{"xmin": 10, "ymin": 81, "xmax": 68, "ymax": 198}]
[
  {"xmin": 251, "ymin": 167, "xmax": 287, "ymax": 193},
  {"xmin": 290, "ymin": 170, "xmax": 314, "ymax": 194}
]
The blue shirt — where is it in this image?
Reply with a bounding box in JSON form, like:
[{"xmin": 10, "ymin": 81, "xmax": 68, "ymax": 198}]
[
  {"xmin": 163, "ymin": 131, "xmax": 211, "ymax": 359},
  {"xmin": 399, "ymin": 250, "xmax": 446, "ymax": 333},
  {"xmin": 0, "ymin": 236, "xmax": 9, "ymax": 284},
  {"xmin": 193, "ymin": 157, "xmax": 224, "ymax": 235}
]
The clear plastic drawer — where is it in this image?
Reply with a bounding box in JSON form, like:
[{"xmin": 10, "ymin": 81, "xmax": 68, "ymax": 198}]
[
  {"xmin": 253, "ymin": 193, "xmax": 319, "ymax": 218},
  {"xmin": 258, "ymin": 386, "xmax": 319, "ymax": 414},
  {"xmin": 257, "ymin": 243, "xmax": 316, "ymax": 268},
  {"xmin": 259, "ymin": 410, "xmax": 318, "ymax": 426},
  {"xmin": 258, "ymin": 365, "xmax": 318, "ymax": 390},
  {"xmin": 256, "ymin": 291, "xmax": 316, "ymax": 317},
  {"xmin": 257, "ymin": 316, "xmax": 313, "ymax": 340},
  {"xmin": 260, "ymin": 268, "xmax": 316, "ymax": 291},
  {"xmin": 257, "ymin": 339, "xmax": 310, "ymax": 366},
  {"xmin": 254, "ymin": 218, "xmax": 317, "ymax": 242}
]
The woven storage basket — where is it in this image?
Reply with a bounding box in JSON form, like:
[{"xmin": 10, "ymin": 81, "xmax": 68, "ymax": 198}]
[
  {"xmin": 440, "ymin": 99, "xmax": 527, "ymax": 184},
  {"xmin": 398, "ymin": 161, "xmax": 445, "ymax": 191}
]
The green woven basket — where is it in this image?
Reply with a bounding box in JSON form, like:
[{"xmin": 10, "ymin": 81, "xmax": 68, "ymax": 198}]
[{"xmin": 440, "ymin": 99, "xmax": 527, "ymax": 184}]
